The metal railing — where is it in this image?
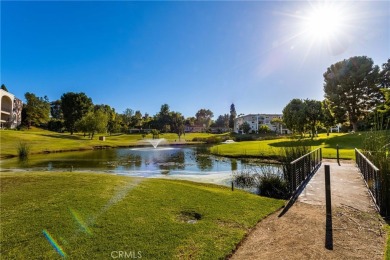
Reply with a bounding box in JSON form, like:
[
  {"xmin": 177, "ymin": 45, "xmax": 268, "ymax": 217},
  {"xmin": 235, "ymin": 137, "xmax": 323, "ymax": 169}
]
[
  {"xmin": 288, "ymin": 148, "xmax": 322, "ymax": 194},
  {"xmin": 355, "ymin": 148, "xmax": 382, "ymax": 214}
]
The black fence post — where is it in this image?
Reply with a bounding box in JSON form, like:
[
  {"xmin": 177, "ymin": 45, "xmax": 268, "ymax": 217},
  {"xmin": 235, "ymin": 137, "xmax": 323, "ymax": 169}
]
[
  {"xmin": 325, "ymin": 165, "xmax": 333, "ymax": 250},
  {"xmin": 336, "ymin": 144, "xmax": 340, "ymax": 165}
]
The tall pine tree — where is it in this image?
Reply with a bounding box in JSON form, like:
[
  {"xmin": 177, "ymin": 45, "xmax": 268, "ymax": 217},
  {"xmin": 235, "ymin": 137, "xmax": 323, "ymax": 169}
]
[{"xmin": 229, "ymin": 103, "xmax": 237, "ymax": 129}]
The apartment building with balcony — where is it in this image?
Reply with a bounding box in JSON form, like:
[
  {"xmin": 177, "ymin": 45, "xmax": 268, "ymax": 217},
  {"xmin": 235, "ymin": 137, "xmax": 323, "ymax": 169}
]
[
  {"xmin": 234, "ymin": 113, "xmax": 291, "ymax": 134},
  {"xmin": 0, "ymin": 89, "xmax": 22, "ymax": 129}
]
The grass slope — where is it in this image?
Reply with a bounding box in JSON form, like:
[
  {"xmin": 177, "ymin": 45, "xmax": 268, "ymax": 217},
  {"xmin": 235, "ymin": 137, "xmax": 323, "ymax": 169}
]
[
  {"xmin": 0, "ymin": 128, "xmax": 225, "ymax": 158},
  {"xmin": 0, "ymin": 172, "xmax": 284, "ymax": 259},
  {"xmin": 211, "ymin": 133, "xmax": 363, "ymax": 159}
]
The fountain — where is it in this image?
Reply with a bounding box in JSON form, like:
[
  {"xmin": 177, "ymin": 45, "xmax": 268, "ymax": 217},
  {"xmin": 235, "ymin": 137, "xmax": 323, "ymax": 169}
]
[
  {"xmin": 144, "ymin": 138, "xmax": 166, "ymax": 149},
  {"xmin": 131, "ymin": 138, "xmax": 175, "ymax": 151}
]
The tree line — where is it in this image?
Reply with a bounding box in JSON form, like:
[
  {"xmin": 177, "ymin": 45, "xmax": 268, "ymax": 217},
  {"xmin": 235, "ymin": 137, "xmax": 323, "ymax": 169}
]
[
  {"xmin": 12, "ymin": 89, "xmax": 238, "ymax": 139},
  {"xmin": 5, "ymin": 55, "xmax": 388, "ymax": 138},
  {"xmin": 282, "ymin": 56, "xmax": 389, "ymax": 138}
]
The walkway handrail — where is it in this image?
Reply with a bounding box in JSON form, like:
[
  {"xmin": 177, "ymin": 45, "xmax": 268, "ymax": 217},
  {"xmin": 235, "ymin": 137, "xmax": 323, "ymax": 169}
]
[
  {"xmin": 290, "ymin": 147, "xmax": 322, "ymax": 165},
  {"xmin": 355, "ymin": 148, "xmax": 380, "ymax": 171},
  {"xmin": 279, "ymin": 147, "xmax": 322, "ymax": 217},
  {"xmin": 355, "ymin": 148, "xmax": 382, "ymax": 214},
  {"xmin": 288, "ymin": 147, "xmax": 322, "ymax": 194}
]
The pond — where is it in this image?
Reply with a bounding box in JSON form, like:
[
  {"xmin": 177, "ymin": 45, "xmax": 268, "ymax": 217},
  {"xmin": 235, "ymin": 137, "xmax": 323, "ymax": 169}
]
[{"xmin": 0, "ymin": 145, "xmax": 274, "ymax": 187}]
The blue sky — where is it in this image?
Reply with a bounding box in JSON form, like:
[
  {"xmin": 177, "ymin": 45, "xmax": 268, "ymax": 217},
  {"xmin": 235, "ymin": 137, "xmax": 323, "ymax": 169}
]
[{"xmin": 2, "ymin": 1, "xmax": 389, "ymax": 118}]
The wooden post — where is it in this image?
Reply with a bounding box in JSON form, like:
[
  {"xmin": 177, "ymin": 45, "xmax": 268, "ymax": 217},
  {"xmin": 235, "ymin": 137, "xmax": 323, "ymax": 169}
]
[
  {"xmin": 231, "ymin": 181, "xmax": 234, "ymax": 191},
  {"xmin": 325, "ymin": 165, "xmax": 333, "ymax": 250},
  {"xmin": 336, "ymin": 144, "xmax": 340, "ymax": 165}
]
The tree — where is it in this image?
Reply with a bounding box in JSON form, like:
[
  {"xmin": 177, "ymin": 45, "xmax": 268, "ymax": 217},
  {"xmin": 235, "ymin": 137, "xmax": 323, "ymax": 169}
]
[
  {"xmin": 150, "ymin": 129, "xmax": 160, "ymax": 139},
  {"xmin": 270, "ymin": 117, "xmax": 283, "ymax": 133},
  {"xmin": 142, "ymin": 113, "xmax": 152, "ymax": 130},
  {"xmin": 50, "ymin": 100, "xmax": 62, "ymax": 119},
  {"xmin": 240, "ymin": 122, "xmax": 251, "ymax": 134},
  {"xmin": 229, "ymin": 103, "xmax": 237, "ymax": 129},
  {"xmin": 76, "ymin": 108, "xmax": 108, "ymax": 139},
  {"xmin": 61, "ymin": 92, "xmax": 93, "ymax": 134},
  {"xmin": 323, "ymin": 56, "xmax": 381, "ymax": 131},
  {"xmin": 304, "ymin": 99, "xmax": 323, "ymax": 139},
  {"xmin": 185, "ymin": 117, "xmax": 196, "ymax": 127},
  {"xmin": 170, "ymin": 111, "xmax": 185, "ymax": 140},
  {"xmin": 24, "ymin": 92, "xmax": 50, "ymax": 127},
  {"xmin": 379, "ymin": 58, "xmax": 390, "ymax": 89},
  {"xmin": 282, "ymin": 99, "xmax": 306, "ymax": 136},
  {"xmin": 1, "ymin": 84, "xmax": 8, "ymax": 92},
  {"xmin": 122, "ymin": 108, "xmax": 134, "ymax": 129},
  {"xmin": 131, "ymin": 110, "xmax": 143, "ymax": 129},
  {"xmin": 259, "ymin": 124, "xmax": 271, "ymax": 133},
  {"xmin": 322, "ymin": 99, "xmax": 336, "ymax": 136},
  {"xmin": 195, "ymin": 109, "xmax": 214, "ymax": 128},
  {"xmin": 156, "ymin": 104, "xmax": 171, "ymax": 132},
  {"xmin": 107, "ymin": 112, "xmax": 122, "ymax": 135},
  {"xmin": 215, "ymin": 114, "xmax": 229, "ymax": 128},
  {"xmin": 94, "ymin": 104, "xmax": 118, "ymax": 135}
]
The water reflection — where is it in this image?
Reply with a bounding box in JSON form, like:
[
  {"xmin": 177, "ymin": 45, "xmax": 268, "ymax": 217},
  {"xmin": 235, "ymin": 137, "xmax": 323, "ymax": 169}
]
[{"xmin": 0, "ymin": 146, "xmax": 278, "ymax": 186}]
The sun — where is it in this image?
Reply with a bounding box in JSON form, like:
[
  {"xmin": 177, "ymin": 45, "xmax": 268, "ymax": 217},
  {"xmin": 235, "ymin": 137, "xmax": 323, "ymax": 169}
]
[{"xmin": 303, "ymin": 5, "xmax": 344, "ymax": 41}]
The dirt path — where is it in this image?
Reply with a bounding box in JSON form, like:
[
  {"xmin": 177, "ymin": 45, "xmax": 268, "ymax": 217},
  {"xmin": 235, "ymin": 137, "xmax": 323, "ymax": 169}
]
[{"xmin": 231, "ymin": 160, "xmax": 387, "ymax": 259}]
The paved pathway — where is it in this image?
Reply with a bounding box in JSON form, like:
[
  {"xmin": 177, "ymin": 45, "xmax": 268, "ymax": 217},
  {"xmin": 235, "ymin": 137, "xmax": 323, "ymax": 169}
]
[
  {"xmin": 298, "ymin": 159, "xmax": 375, "ymax": 211},
  {"xmin": 230, "ymin": 159, "xmax": 385, "ymax": 260}
]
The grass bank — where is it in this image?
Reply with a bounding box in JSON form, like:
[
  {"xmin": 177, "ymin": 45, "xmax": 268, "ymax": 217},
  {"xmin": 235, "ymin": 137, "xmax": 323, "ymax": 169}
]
[
  {"xmin": 0, "ymin": 128, "xmax": 226, "ymax": 158},
  {"xmin": 0, "ymin": 172, "xmax": 284, "ymax": 259},
  {"xmin": 211, "ymin": 133, "xmax": 363, "ymax": 160}
]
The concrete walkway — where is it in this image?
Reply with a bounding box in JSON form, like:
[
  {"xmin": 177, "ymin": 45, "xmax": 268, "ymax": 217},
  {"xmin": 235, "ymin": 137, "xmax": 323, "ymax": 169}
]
[
  {"xmin": 298, "ymin": 159, "xmax": 375, "ymax": 211},
  {"xmin": 230, "ymin": 159, "xmax": 385, "ymax": 260}
]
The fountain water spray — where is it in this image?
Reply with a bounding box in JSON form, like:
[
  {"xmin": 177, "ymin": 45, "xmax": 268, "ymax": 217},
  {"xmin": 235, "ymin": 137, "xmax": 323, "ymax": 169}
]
[{"xmin": 144, "ymin": 138, "xmax": 166, "ymax": 149}]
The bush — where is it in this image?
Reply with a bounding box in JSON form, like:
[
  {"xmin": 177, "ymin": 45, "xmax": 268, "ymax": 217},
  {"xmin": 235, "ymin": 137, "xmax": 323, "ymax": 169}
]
[
  {"xmin": 233, "ymin": 165, "xmax": 289, "ymax": 199},
  {"xmin": 17, "ymin": 141, "xmax": 31, "ymax": 159},
  {"xmin": 47, "ymin": 119, "xmax": 65, "ymax": 132},
  {"xmin": 258, "ymin": 172, "xmax": 289, "ymax": 199},
  {"xmin": 234, "ymin": 134, "xmax": 258, "ymax": 142},
  {"xmin": 191, "ymin": 136, "xmax": 230, "ymax": 144},
  {"xmin": 233, "ymin": 170, "xmax": 257, "ymax": 188}
]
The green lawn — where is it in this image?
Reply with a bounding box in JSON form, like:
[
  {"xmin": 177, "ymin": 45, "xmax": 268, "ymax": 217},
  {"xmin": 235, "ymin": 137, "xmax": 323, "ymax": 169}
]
[
  {"xmin": 0, "ymin": 129, "xmax": 365, "ymax": 160},
  {"xmin": 211, "ymin": 133, "xmax": 364, "ymax": 160},
  {"xmin": 0, "ymin": 172, "xmax": 284, "ymax": 259},
  {"xmin": 0, "ymin": 128, "xmax": 225, "ymax": 158}
]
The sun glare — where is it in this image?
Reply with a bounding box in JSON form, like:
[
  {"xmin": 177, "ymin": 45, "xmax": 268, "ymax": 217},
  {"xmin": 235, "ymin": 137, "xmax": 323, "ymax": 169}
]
[
  {"xmin": 304, "ymin": 5, "xmax": 344, "ymax": 41},
  {"xmin": 281, "ymin": 1, "xmax": 355, "ymax": 57}
]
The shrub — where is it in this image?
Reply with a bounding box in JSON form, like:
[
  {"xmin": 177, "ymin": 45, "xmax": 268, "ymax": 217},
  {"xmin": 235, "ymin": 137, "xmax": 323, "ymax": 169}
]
[
  {"xmin": 234, "ymin": 134, "xmax": 258, "ymax": 142},
  {"xmin": 191, "ymin": 136, "xmax": 230, "ymax": 144},
  {"xmin": 17, "ymin": 141, "xmax": 31, "ymax": 159},
  {"xmin": 258, "ymin": 172, "xmax": 289, "ymax": 199},
  {"xmin": 233, "ymin": 170, "xmax": 257, "ymax": 188},
  {"xmin": 47, "ymin": 119, "xmax": 65, "ymax": 132},
  {"xmin": 233, "ymin": 165, "xmax": 289, "ymax": 199}
]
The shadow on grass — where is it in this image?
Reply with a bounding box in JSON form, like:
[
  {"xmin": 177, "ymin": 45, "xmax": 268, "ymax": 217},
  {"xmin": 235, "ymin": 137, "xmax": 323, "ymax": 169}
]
[
  {"xmin": 41, "ymin": 134, "xmax": 87, "ymax": 140},
  {"xmin": 269, "ymin": 133, "xmax": 364, "ymax": 149}
]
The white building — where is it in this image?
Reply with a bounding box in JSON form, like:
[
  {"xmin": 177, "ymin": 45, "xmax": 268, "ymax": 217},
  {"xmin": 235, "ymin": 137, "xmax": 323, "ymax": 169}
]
[
  {"xmin": 234, "ymin": 113, "xmax": 291, "ymax": 134},
  {"xmin": 0, "ymin": 89, "xmax": 22, "ymax": 129}
]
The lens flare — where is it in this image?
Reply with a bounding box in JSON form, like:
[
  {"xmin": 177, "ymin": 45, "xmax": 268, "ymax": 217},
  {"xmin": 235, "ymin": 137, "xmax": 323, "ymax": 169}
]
[
  {"xmin": 42, "ymin": 229, "xmax": 67, "ymax": 258},
  {"xmin": 69, "ymin": 208, "xmax": 93, "ymax": 235}
]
